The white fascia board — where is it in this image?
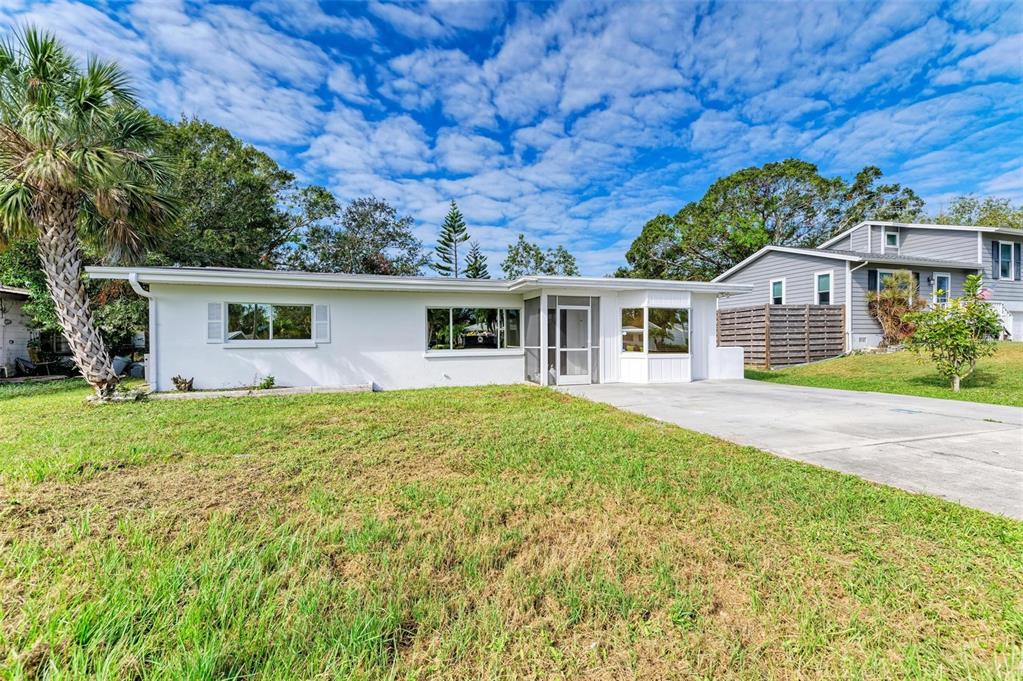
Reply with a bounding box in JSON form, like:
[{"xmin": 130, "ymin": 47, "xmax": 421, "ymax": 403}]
[
  {"xmin": 712, "ymin": 246, "xmax": 859, "ymax": 282},
  {"xmin": 860, "ymin": 221, "xmax": 1022, "ymax": 235},
  {"xmin": 818, "ymin": 224, "xmax": 863, "ymax": 248},
  {"xmin": 86, "ymin": 266, "xmax": 753, "ymax": 296}
]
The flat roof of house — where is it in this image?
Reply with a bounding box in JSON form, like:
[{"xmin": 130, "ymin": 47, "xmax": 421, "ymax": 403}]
[
  {"xmin": 87, "ymin": 266, "xmax": 753, "ymax": 295},
  {"xmin": 819, "ymin": 220, "xmax": 1023, "ymax": 249},
  {"xmin": 712, "ymin": 245, "xmax": 981, "ymax": 282},
  {"xmin": 0, "ymin": 285, "xmax": 30, "ymax": 297}
]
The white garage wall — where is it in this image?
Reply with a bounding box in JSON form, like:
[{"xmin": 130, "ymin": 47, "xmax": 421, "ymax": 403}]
[{"xmin": 151, "ymin": 284, "xmax": 526, "ymax": 391}]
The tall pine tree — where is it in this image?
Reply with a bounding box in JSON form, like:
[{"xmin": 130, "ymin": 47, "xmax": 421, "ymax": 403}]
[
  {"xmin": 431, "ymin": 200, "xmax": 470, "ymax": 277},
  {"xmin": 464, "ymin": 241, "xmax": 490, "ymax": 279}
]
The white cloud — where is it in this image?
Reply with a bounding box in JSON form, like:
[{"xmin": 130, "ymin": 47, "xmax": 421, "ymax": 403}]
[
  {"xmin": 251, "ymin": 0, "xmax": 377, "ymax": 38},
  {"xmin": 327, "ymin": 63, "xmax": 371, "ymax": 104}
]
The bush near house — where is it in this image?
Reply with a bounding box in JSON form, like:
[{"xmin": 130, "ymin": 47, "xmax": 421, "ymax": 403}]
[
  {"xmin": 904, "ymin": 275, "xmax": 1004, "ymax": 392},
  {"xmin": 1, "ymin": 382, "xmax": 1020, "ymax": 678},
  {"xmin": 865, "ymin": 270, "xmax": 926, "ymax": 346}
]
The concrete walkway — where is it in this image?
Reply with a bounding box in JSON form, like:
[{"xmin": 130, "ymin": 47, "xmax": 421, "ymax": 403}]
[{"xmin": 561, "ymin": 380, "xmax": 1023, "ymax": 519}]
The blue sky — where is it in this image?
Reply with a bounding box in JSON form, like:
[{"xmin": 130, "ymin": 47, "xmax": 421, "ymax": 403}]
[{"xmin": 4, "ymin": 1, "xmax": 1022, "ymax": 275}]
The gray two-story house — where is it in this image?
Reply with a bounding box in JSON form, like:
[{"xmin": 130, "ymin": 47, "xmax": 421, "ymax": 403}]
[{"xmin": 713, "ymin": 221, "xmax": 1023, "ymax": 350}]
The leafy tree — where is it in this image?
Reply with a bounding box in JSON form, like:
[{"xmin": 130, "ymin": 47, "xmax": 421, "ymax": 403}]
[
  {"xmin": 933, "ymin": 196, "xmax": 1023, "ymax": 229},
  {"xmin": 865, "ymin": 270, "xmax": 927, "ymax": 346},
  {"xmin": 904, "ymin": 274, "xmax": 1003, "ymax": 391},
  {"xmin": 464, "ymin": 241, "xmax": 490, "ymax": 279},
  {"xmin": 151, "ymin": 116, "xmax": 337, "ymax": 269},
  {"xmin": 0, "ymin": 28, "xmax": 175, "ymax": 396},
  {"xmin": 501, "ymin": 234, "xmax": 580, "ymax": 278},
  {"xmin": 287, "ymin": 197, "xmax": 427, "ymax": 275},
  {"xmin": 431, "ymin": 200, "xmax": 470, "ymax": 277},
  {"xmin": 618, "ymin": 159, "xmax": 923, "ymax": 280},
  {"xmin": 0, "ymin": 239, "xmax": 57, "ymax": 332}
]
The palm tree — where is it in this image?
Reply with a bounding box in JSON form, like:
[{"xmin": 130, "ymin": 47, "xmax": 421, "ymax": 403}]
[{"xmin": 0, "ymin": 28, "xmax": 174, "ymax": 397}]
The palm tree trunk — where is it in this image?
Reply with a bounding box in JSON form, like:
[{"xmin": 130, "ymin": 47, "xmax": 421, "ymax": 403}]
[{"xmin": 33, "ymin": 192, "xmax": 118, "ymax": 397}]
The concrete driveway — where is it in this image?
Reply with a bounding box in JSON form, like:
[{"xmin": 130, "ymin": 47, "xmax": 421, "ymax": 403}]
[{"xmin": 561, "ymin": 380, "xmax": 1023, "ymax": 519}]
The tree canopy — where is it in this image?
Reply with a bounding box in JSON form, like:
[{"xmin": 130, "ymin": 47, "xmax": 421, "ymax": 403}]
[
  {"xmin": 933, "ymin": 196, "xmax": 1023, "ymax": 229},
  {"xmin": 286, "ymin": 196, "xmax": 427, "ymax": 275},
  {"xmin": 617, "ymin": 160, "xmax": 923, "ymax": 280},
  {"xmin": 501, "ymin": 235, "xmax": 580, "ymax": 278},
  {"xmin": 464, "ymin": 241, "xmax": 490, "ymax": 279}
]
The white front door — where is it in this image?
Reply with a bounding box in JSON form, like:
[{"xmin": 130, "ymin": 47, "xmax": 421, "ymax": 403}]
[{"xmin": 556, "ymin": 306, "xmax": 590, "ymax": 385}]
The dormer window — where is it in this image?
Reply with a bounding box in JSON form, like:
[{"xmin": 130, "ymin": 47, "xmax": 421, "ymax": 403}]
[{"xmin": 884, "ymin": 230, "xmax": 899, "ymax": 248}]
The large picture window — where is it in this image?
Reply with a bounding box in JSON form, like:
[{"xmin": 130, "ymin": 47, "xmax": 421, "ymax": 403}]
[
  {"xmin": 227, "ymin": 303, "xmax": 312, "ymax": 341},
  {"xmin": 426, "ymin": 308, "xmax": 521, "ymax": 350},
  {"xmin": 647, "ymin": 308, "xmax": 689, "ymax": 354}
]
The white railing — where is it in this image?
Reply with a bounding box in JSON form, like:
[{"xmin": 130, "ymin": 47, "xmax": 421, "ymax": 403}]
[{"xmin": 990, "ymin": 302, "xmax": 1012, "ymax": 339}]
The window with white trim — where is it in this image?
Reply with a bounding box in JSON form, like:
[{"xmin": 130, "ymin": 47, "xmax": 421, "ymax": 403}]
[
  {"xmin": 620, "ymin": 307, "xmax": 689, "ymax": 354},
  {"xmin": 933, "ymin": 272, "xmax": 951, "ymax": 306},
  {"xmin": 769, "ymin": 278, "xmax": 785, "ymax": 305},
  {"xmin": 814, "ymin": 271, "xmax": 832, "ymax": 305},
  {"xmin": 884, "ymin": 227, "xmax": 899, "ymax": 249},
  {"xmin": 226, "ymin": 303, "xmax": 312, "ymax": 341},
  {"xmin": 426, "ymin": 307, "xmax": 520, "ymax": 350},
  {"xmin": 999, "ymin": 242, "xmax": 1013, "ymax": 279}
]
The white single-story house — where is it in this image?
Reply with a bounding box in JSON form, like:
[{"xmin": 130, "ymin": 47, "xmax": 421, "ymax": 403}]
[
  {"xmin": 85, "ymin": 266, "xmax": 753, "ymax": 391},
  {"xmin": 0, "ymin": 285, "xmax": 32, "ymax": 377}
]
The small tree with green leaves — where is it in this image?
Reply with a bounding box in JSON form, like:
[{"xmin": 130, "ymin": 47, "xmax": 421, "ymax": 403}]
[
  {"xmin": 501, "ymin": 234, "xmax": 580, "ymax": 278},
  {"xmin": 865, "ymin": 270, "xmax": 926, "ymax": 346},
  {"xmin": 431, "ymin": 200, "xmax": 469, "ymax": 277},
  {"xmin": 904, "ymin": 274, "xmax": 1003, "ymax": 391},
  {"xmin": 464, "ymin": 241, "xmax": 489, "ymax": 279}
]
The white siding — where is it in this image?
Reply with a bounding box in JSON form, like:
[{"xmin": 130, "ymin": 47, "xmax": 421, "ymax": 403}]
[{"xmin": 0, "ymin": 294, "xmax": 32, "ymax": 373}]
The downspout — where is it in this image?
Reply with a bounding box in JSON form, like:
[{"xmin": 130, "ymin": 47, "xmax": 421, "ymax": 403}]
[
  {"xmin": 128, "ymin": 273, "xmax": 159, "ymax": 392},
  {"xmin": 846, "ymin": 261, "xmax": 868, "ymax": 352}
]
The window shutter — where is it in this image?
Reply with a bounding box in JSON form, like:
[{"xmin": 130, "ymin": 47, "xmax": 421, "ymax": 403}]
[
  {"xmin": 1015, "ymin": 243, "xmax": 1021, "ymax": 280},
  {"xmin": 992, "ymin": 241, "xmax": 1000, "ymax": 279},
  {"xmin": 912, "ymin": 271, "xmax": 920, "ymax": 293},
  {"xmin": 867, "ymin": 269, "xmax": 877, "ymax": 292},
  {"xmin": 313, "ymin": 304, "xmax": 330, "ymax": 343},
  {"xmin": 207, "ymin": 303, "xmax": 224, "ymax": 343}
]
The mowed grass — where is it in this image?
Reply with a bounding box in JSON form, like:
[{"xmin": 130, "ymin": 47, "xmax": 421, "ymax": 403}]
[
  {"xmin": 1, "ymin": 381, "xmax": 1021, "ymax": 679},
  {"xmin": 747, "ymin": 341, "xmax": 1023, "ymax": 407}
]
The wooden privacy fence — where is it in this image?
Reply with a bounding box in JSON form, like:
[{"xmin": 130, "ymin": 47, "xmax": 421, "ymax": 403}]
[{"xmin": 717, "ymin": 304, "xmax": 845, "ymax": 368}]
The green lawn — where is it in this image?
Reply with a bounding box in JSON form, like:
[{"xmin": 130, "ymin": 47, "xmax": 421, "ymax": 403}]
[
  {"xmin": 746, "ymin": 341, "xmax": 1023, "ymax": 407},
  {"xmin": 1, "ymin": 381, "xmax": 1020, "ymax": 679}
]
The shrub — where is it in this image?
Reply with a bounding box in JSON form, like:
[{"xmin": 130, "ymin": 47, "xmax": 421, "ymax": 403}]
[
  {"xmin": 256, "ymin": 375, "xmax": 276, "ymax": 390},
  {"xmin": 865, "ymin": 270, "xmax": 927, "ymax": 346},
  {"xmin": 904, "ymin": 274, "xmax": 1003, "ymax": 391}
]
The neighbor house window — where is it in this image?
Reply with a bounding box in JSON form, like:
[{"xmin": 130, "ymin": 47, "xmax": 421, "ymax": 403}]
[
  {"xmin": 933, "ymin": 272, "xmax": 951, "ymax": 306},
  {"xmin": 647, "ymin": 308, "xmax": 689, "ymax": 353},
  {"xmin": 1000, "ymin": 242, "xmax": 1013, "ymax": 279},
  {"xmin": 770, "ymin": 279, "xmax": 785, "ymax": 305},
  {"xmin": 227, "ymin": 303, "xmax": 312, "ymax": 341},
  {"xmin": 426, "ymin": 308, "xmax": 520, "ymax": 350},
  {"xmin": 621, "ymin": 308, "xmax": 644, "ymax": 352},
  {"xmin": 815, "ymin": 271, "xmax": 832, "ymax": 305}
]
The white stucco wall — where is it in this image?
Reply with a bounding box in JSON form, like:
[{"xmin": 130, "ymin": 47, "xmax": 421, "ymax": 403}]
[
  {"xmin": 148, "ymin": 283, "xmax": 743, "ymax": 391},
  {"xmin": 151, "ymin": 284, "xmax": 527, "ymax": 391}
]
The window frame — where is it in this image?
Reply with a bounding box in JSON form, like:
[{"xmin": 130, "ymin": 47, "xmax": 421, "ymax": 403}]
[
  {"xmin": 883, "ymin": 227, "xmax": 900, "ymax": 249},
  {"xmin": 620, "ymin": 307, "xmax": 646, "ymax": 354},
  {"xmin": 425, "ymin": 306, "xmax": 523, "ymax": 354},
  {"xmin": 224, "ymin": 302, "xmax": 314, "ymax": 345},
  {"xmin": 999, "ymin": 242, "xmax": 1014, "ymax": 280},
  {"xmin": 875, "ymin": 269, "xmax": 897, "ymax": 292},
  {"xmin": 813, "ymin": 269, "xmax": 833, "ymax": 305},
  {"xmin": 645, "ymin": 307, "xmax": 690, "ymax": 355},
  {"xmin": 620, "ymin": 306, "xmax": 690, "ymax": 356},
  {"xmin": 932, "ymin": 272, "xmax": 951, "ymax": 306},
  {"xmin": 769, "ymin": 278, "xmax": 786, "ymax": 305}
]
